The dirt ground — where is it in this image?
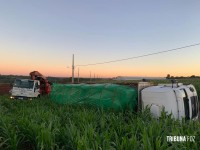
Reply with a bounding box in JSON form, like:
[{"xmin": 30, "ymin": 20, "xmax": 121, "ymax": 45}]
[{"xmin": 0, "ymin": 83, "xmax": 12, "ymax": 95}]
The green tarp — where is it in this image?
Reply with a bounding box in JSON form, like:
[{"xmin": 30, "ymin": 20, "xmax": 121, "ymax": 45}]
[{"xmin": 50, "ymin": 84, "xmax": 137, "ymax": 111}]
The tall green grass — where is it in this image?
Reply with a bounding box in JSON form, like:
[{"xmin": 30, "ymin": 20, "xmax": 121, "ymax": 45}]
[{"xmin": 0, "ymin": 95, "xmax": 200, "ymax": 150}]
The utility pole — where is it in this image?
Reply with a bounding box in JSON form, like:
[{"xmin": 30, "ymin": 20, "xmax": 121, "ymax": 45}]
[
  {"xmin": 72, "ymin": 54, "xmax": 74, "ymax": 84},
  {"xmin": 78, "ymin": 67, "xmax": 79, "ymax": 83}
]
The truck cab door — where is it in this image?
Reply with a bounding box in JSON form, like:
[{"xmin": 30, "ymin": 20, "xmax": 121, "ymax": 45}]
[{"xmin": 33, "ymin": 81, "xmax": 40, "ymax": 97}]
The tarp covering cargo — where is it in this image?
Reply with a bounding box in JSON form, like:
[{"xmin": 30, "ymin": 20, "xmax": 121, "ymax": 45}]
[{"xmin": 50, "ymin": 84, "xmax": 137, "ymax": 111}]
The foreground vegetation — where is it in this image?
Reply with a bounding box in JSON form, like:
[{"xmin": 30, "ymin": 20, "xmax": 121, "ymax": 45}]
[{"xmin": 0, "ymin": 96, "xmax": 200, "ymax": 150}]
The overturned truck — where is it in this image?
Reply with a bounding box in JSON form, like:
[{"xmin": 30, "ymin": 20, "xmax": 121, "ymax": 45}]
[{"xmin": 50, "ymin": 81, "xmax": 199, "ymax": 120}]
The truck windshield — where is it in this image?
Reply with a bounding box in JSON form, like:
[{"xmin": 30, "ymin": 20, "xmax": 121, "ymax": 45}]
[{"xmin": 13, "ymin": 79, "xmax": 34, "ymax": 89}]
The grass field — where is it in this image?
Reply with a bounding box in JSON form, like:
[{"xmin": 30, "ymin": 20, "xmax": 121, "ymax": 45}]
[
  {"xmin": 0, "ymin": 95, "xmax": 200, "ymax": 150},
  {"xmin": 0, "ymin": 78, "xmax": 200, "ymax": 149}
]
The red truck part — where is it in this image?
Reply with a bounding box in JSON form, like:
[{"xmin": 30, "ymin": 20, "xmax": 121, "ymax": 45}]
[{"xmin": 30, "ymin": 71, "xmax": 51, "ymax": 95}]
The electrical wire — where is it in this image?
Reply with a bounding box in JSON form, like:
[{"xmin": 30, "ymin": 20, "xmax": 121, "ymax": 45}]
[{"xmin": 76, "ymin": 42, "xmax": 200, "ymax": 67}]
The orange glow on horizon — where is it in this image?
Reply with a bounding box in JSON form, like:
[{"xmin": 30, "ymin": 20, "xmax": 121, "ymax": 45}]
[
  {"xmin": 1, "ymin": 53, "xmax": 199, "ymax": 78},
  {"xmin": 1, "ymin": 67, "xmax": 198, "ymax": 78}
]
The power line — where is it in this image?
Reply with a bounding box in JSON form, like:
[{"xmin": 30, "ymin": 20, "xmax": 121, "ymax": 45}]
[{"xmin": 76, "ymin": 42, "xmax": 200, "ymax": 67}]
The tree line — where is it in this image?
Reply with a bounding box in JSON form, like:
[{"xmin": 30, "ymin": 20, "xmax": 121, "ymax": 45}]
[{"xmin": 166, "ymin": 74, "xmax": 200, "ymax": 79}]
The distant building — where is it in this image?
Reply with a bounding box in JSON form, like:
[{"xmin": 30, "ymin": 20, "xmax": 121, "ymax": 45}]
[{"xmin": 113, "ymin": 76, "xmax": 165, "ymax": 81}]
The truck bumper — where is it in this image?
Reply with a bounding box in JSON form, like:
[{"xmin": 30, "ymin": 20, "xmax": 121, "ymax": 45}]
[{"xmin": 10, "ymin": 96, "xmax": 32, "ymax": 100}]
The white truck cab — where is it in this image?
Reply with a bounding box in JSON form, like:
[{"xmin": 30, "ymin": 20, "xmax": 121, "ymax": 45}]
[
  {"xmin": 10, "ymin": 79, "xmax": 40, "ymax": 99},
  {"xmin": 141, "ymin": 82, "xmax": 199, "ymax": 120}
]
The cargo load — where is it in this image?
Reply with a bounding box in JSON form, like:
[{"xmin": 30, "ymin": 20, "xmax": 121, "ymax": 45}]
[{"xmin": 50, "ymin": 83, "xmax": 138, "ymax": 111}]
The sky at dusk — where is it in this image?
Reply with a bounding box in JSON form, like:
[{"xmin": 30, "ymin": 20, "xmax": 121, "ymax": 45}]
[{"xmin": 0, "ymin": 0, "xmax": 200, "ymax": 78}]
